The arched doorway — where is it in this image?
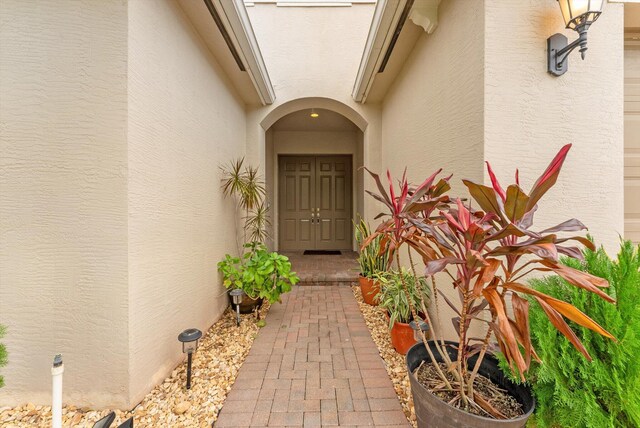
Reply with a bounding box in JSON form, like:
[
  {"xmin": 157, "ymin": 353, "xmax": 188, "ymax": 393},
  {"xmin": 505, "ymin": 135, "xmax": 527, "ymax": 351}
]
[{"xmin": 261, "ymin": 100, "xmax": 367, "ymax": 252}]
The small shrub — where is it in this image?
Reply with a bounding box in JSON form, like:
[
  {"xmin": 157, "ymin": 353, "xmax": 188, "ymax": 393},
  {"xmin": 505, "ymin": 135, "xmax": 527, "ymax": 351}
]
[
  {"xmin": 505, "ymin": 241, "xmax": 640, "ymax": 428},
  {"xmin": 375, "ymin": 269, "xmax": 429, "ymax": 329}
]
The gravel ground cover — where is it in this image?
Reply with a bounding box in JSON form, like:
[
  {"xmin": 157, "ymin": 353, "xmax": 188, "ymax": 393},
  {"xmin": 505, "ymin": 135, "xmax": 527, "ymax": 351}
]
[
  {"xmin": 352, "ymin": 285, "xmax": 417, "ymax": 427},
  {"xmin": 0, "ymin": 303, "xmax": 270, "ymax": 428}
]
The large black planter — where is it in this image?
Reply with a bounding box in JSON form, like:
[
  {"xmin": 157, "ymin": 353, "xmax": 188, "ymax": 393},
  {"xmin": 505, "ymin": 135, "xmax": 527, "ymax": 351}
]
[{"xmin": 406, "ymin": 341, "xmax": 535, "ymax": 428}]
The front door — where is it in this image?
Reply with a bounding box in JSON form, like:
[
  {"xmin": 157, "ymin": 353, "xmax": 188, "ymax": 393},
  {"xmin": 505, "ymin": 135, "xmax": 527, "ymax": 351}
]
[{"xmin": 278, "ymin": 155, "xmax": 352, "ymax": 251}]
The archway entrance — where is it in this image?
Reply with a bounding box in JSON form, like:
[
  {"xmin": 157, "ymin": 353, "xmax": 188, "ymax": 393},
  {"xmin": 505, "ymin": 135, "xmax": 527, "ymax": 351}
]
[{"xmin": 263, "ymin": 107, "xmax": 365, "ymax": 251}]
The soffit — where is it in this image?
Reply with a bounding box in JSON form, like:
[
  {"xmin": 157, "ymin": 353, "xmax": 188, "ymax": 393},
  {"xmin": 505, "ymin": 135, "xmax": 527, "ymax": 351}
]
[
  {"xmin": 177, "ymin": 0, "xmax": 275, "ymax": 106},
  {"xmin": 271, "ymin": 109, "xmax": 360, "ymax": 132},
  {"xmin": 352, "ymin": 0, "xmax": 440, "ymax": 104}
]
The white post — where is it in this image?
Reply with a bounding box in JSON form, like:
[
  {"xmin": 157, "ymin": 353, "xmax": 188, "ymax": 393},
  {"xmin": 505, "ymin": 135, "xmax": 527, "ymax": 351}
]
[{"xmin": 51, "ymin": 354, "xmax": 63, "ymax": 428}]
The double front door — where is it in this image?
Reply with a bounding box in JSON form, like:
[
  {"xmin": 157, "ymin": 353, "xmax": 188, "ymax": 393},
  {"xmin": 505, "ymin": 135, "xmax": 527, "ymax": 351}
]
[{"xmin": 278, "ymin": 155, "xmax": 352, "ymax": 251}]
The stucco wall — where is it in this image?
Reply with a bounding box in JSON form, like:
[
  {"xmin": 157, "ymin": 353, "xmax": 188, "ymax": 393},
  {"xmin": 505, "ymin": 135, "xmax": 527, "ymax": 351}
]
[
  {"xmin": 0, "ymin": 1, "xmax": 130, "ymax": 407},
  {"xmin": 381, "ymin": 0, "xmax": 485, "ymax": 196},
  {"xmin": 484, "ymin": 0, "xmax": 624, "ymax": 255},
  {"xmin": 127, "ymin": 0, "xmax": 247, "ymax": 405},
  {"xmin": 244, "ymin": 4, "xmax": 383, "ymax": 227},
  {"xmin": 379, "ymin": 0, "xmax": 485, "ymax": 339}
]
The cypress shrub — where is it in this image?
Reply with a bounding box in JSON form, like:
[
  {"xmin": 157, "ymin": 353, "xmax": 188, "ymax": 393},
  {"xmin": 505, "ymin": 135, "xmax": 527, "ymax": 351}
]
[
  {"xmin": 510, "ymin": 241, "xmax": 640, "ymax": 427},
  {"xmin": 0, "ymin": 324, "xmax": 6, "ymax": 388}
]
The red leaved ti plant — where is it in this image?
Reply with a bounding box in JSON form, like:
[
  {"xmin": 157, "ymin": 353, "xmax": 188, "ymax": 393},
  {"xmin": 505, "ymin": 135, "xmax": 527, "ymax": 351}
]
[{"xmin": 363, "ymin": 144, "xmax": 616, "ymax": 418}]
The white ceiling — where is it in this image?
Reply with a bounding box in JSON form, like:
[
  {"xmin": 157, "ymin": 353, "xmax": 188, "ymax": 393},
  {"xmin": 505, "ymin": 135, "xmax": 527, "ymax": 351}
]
[{"xmin": 271, "ymin": 108, "xmax": 360, "ymax": 132}]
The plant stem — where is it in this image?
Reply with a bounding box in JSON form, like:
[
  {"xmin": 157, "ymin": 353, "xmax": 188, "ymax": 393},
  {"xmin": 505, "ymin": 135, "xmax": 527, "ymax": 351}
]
[
  {"xmin": 406, "ymin": 248, "xmax": 457, "ymax": 373},
  {"xmin": 397, "ymin": 249, "xmax": 453, "ymax": 390}
]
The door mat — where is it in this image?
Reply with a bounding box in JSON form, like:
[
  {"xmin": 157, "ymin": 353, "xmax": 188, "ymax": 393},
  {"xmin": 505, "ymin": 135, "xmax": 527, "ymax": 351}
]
[{"xmin": 303, "ymin": 250, "xmax": 342, "ymax": 255}]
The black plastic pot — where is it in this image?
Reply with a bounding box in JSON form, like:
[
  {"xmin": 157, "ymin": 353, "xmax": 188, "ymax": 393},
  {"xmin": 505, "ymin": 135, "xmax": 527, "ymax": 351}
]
[
  {"xmin": 229, "ymin": 291, "xmax": 263, "ymax": 314},
  {"xmin": 406, "ymin": 341, "xmax": 535, "ymax": 428}
]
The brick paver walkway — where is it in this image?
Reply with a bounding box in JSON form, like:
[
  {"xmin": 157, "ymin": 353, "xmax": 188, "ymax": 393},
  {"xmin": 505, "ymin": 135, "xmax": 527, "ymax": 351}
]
[{"xmin": 215, "ymin": 286, "xmax": 410, "ymax": 427}]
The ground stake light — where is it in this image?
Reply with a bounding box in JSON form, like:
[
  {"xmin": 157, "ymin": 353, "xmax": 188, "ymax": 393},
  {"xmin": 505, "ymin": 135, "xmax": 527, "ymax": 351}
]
[
  {"xmin": 230, "ymin": 288, "xmax": 243, "ymax": 326},
  {"xmin": 547, "ymin": 0, "xmax": 604, "ymax": 76},
  {"xmin": 409, "ymin": 320, "xmax": 430, "ymax": 343},
  {"xmin": 178, "ymin": 328, "xmax": 202, "ymax": 390}
]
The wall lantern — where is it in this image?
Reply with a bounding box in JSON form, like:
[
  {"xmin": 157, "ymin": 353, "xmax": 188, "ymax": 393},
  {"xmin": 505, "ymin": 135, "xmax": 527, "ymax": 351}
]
[
  {"xmin": 230, "ymin": 288, "xmax": 243, "ymax": 326},
  {"xmin": 409, "ymin": 320, "xmax": 430, "ymax": 342},
  {"xmin": 310, "ymin": 109, "xmax": 319, "ymax": 118},
  {"xmin": 547, "ymin": 0, "xmax": 603, "ymax": 76},
  {"xmin": 178, "ymin": 328, "xmax": 202, "ymax": 390}
]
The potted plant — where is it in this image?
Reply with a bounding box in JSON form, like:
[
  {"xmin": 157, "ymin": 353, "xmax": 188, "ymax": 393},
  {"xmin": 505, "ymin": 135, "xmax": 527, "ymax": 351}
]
[
  {"xmin": 218, "ymin": 242, "xmax": 299, "ymax": 314},
  {"xmin": 375, "ymin": 269, "xmax": 430, "ymax": 355},
  {"xmin": 354, "ymin": 219, "xmax": 389, "ymax": 305},
  {"xmin": 363, "ymin": 145, "xmax": 616, "ymax": 427}
]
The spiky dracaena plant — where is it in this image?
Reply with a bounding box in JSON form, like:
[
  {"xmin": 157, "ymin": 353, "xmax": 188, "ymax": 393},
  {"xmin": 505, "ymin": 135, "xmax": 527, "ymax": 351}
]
[
  {"xmin": 354, "ymin": 219, "xmax": 389, "ymax": 278},
  {"xmin": 220, "ymin": 158, "xmax": 268, "ymax": 250},
  {"xmin": 502, "ymin": 242, "xmax": 640, "ymax": 428},
  {"xmin": 364, "ymin": 145, "xmax": 616, "ymax": 419}
]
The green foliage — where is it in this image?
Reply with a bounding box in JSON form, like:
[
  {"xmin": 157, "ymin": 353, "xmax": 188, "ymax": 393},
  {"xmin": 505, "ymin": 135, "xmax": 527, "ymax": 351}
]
[
  {"xmin": 504, "ymin": 241, "xmax": 640, "ymax": 428},
  {"xmin": 0, "ymin": 324, "xmax": 7, "ymax": 388},
  {"xmin": 354, "ymin": 219, "xmax": 389, "ymax": 278},
  {"xmin": 375, "ymin": 269, "xmax": 429, "ymax": 329},
  {"xmin": 218, "ymin": 243, "xmax": 299, "ymax": 304},
  {"xmin": 220, "ymin": 157, "xmax": 270, "ymax": 245}
]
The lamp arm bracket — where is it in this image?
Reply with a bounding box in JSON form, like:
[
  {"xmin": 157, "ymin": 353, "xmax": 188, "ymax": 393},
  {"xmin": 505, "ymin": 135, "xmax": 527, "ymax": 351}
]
[{"xmin": 547, "ymin": 26, "xmax": 589, "ymax": 77}]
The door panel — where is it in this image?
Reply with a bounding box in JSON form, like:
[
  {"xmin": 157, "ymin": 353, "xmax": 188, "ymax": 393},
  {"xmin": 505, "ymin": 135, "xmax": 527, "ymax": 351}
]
[
  {"xmin": 279, "ymin": 156, "xmax": 316, "ymax": 251},
  {"xmin": 315, "ymin": 156, "xmax": 352, "ymax": 250},
  {"xmin": 278, "ymin": 155, "xmax": 352, "ymax": 251}
]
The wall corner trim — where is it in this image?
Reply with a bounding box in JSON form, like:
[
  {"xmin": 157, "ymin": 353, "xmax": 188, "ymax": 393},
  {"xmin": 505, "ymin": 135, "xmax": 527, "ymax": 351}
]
[{"xmin": 210, "ymin": 0, "xmax": 276, "ymax": 105}]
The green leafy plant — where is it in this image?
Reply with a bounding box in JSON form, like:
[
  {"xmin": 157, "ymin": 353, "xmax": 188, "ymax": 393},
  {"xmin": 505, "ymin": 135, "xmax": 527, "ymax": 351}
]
[
  {"xmin": 218, "ymin": 243, "xmax": 299, "ymax": 304},
  {"xmin": 0, "ymin": 324, "xmax": 7, "ymax": 388},
  {"xmin": 502, "ymin": 241, "xmax": 640, "ymax": 428},
  {"xmin": 375, "ymin": 269, "xmax": 429, "ymax": 329},
  {"xmin": 354, "ymin": 219, "xmax": 389, "ymax": 278}
]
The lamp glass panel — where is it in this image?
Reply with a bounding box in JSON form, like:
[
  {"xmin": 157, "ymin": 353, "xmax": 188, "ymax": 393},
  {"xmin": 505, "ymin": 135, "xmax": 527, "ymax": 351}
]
[
  {"xmin": 558, "ymin": 0, "xmax": 604, "ymax": 28},
  {"xmin": 558, "ymin": 0, "xmax": 572, "ymax": 26},
  {"xmin": 183, "ymin": 341, "xmax": 197, "ymax": 353}
]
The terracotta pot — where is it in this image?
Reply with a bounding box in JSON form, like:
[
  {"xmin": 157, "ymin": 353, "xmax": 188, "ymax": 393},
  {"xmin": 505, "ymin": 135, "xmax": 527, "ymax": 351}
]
[
  {"xmin": 229, "ymin": 291, "xmax": 263, "ymax": 314},
  {"xmin": 390, "ymin": 320, "xmax": 417, "ymax": 355},
  {"xmin": 359, "ymin": 275, "xmax": 380, "ymax": 305},
  {"xmin": 406, "ymin": 340, "xmax": 535, "ymax": 428}
]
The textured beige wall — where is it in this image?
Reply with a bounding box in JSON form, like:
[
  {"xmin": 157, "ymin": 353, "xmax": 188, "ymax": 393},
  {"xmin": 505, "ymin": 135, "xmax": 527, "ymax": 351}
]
[
  {"xmin": 379, "ymin": 0, "xmax": 624, "ymax": 338},
  {"xmin": 484, "ymin": 0, "xmax": 624, "ymax": 255},
  {"xmin": 127, "ymin": 0, "xmax": 247, "ymax": 405},
  {"xmin": 380, "ymin": 0, "xmax": 485, "ymax": 339},
  {"xmin": 381, "ymin": 0, "xmax": 485, "ymax": 195},
  {"xmin": 0, "ymin": 1, "xmax": 130, "ymax": 407},
  {"xmin": 244, "ymin": 4, "xmax": 384, "ymax": 227}
]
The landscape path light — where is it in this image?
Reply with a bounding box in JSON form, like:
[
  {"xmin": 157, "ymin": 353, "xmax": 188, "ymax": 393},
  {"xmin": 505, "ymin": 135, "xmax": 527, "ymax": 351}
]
[
  {"xmin": 548, "ymin": 0, "xmax": 604, "ymax": 76},
  {"xmin": 178, "ymin": 328, "xmax": 202, "ymax": 390},
  {"xmin": 230, "ymin": 288, "xmax": 243, "ymax": 326},
  {"xmin": 409, "ymin": 320, "xmax": 430, "ymax": 343}
]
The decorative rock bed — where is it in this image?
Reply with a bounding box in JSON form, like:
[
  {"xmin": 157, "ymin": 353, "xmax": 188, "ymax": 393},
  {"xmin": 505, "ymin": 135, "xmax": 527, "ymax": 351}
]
[
  {"xmin": 0, "ymin": 303, "xmax": 270, "ymax": 428},
  {"xmin": 352, "ymin": 285, "xmax": 417, "ymax": 428}
]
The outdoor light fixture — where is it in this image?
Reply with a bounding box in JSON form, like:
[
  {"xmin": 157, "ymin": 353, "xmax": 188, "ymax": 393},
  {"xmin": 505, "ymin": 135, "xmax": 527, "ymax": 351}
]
[
  {"xmin": 310, "ymin": 109, "xmax": 319, "ymax": 118},
  {"xmin": 409, "ymin": 320, "xmax": 430, "ymax": 342},
  {"xmin": 230, "ymin": 288, "xmax": 243, "ymax": 326},
  {"xmin": 547, "ymin": 0, "xmax": 603, "ymax": 76},
  {"xmin": 178, "ymin": 328, "xmax": 202, "ymax": 390}
]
